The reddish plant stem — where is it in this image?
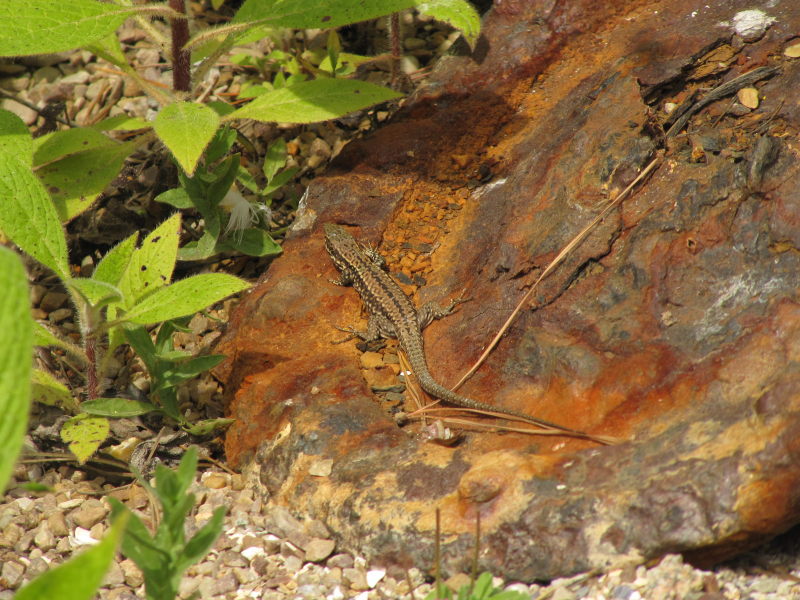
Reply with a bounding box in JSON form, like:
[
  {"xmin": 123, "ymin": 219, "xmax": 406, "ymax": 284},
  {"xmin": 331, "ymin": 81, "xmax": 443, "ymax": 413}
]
[
  {"xmin": 169, "ymin": 0, "xmax": 191, "ymax": 92},
  {"xmin": 85, "ymin": 334, "xmax": 99, "ymax": 400}
]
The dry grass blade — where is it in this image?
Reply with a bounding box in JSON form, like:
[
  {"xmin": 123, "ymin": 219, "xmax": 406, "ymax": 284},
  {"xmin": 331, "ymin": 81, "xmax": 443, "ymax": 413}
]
[
  {"xmin": 399, "ymin": 352, "xmax": 620, "ymax": 444},
  {"xmin": 452, "ymin": 154, "xmax": 663, "ymax": 393}
]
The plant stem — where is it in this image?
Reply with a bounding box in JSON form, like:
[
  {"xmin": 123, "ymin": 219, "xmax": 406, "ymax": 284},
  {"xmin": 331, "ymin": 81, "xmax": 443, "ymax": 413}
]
[
  {"xmin": 169, "ymin": 0, "xmax": 191, "ymax": 93},
  {"xmin": 85, "ymin": 333, "xmax": 99, "ymax": 400},
  {"xmin": 389, "ymin": 12, "xmax": 401, "ymax": 87}
]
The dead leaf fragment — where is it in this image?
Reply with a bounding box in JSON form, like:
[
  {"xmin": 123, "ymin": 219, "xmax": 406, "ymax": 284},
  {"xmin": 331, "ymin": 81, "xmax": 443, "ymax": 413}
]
[{"xmin": 737, "ymin": 87, "xmax": 759, "ymax": 110}]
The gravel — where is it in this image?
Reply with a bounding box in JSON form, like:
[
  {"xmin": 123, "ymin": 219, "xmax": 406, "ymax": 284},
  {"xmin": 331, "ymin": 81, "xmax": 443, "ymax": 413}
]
[{"xmin": 2, "ymin": 462, "xmax": 800, "ymax": 600}]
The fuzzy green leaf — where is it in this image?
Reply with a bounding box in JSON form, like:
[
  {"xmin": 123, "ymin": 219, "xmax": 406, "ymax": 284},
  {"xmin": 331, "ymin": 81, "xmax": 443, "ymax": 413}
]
[
  {"xmin": 0, "ymin": 0, "xmax": 130, "ymax": 57},
  {"xmin": 33, "ymin": 134, "xmax": 135, "ymax": 222},
  {"xmin": 218, "ymin": 228, "xmax": 282, "ymax": 257},
  {"xmin": 33, "ymin": 321, "xmax": 72, "ymax": 350},
  {"xmin": 0, "ymin": 248, "xmax": 33, "ymax": 494},
  {"xmin": 417, "ymin": 0, "xmax": 480, "ymax": 48},
  {"xmin": 0, "ymin": 108, "xmax": 33, "ymax": 162},
  {"xmin": 228, "ymin": 79, "xmax": 401, "ymax": 124},
  {"xmin": 82, "ymin": 397, "xmax": 157, "ymax": 418},
  {"xmin": 31, "ymin": 368, "xmax": 77, "ymax": 411},
  {"xmin": 234, "ymin": 0, "xmax": 416, "ymax": 29},
  {"xmin": 124, "ymin": 274, "xmax": 250, "ymax": 325},
  {"xmin": 118, "ymin": 213, "xmax": 181, "ymax": 307},
  {"xmin": 14, "ymin": 513, "xmax": 128, "ymax": 600},
  {"xmin": 154, "ymin": 102, "xmax": 221, "ymax": 175},
  {"xmin": 93, "ymin": 232, "xmax": 138, "ymax": 286},
  {"xmin": 60, "ymin": 414, "xmax": 110, "ymax": 464},
  {"xmin": 263, "ymin": 138, "xmax": 288, "ymax": 182},
  {"xmin": 67, "ymin": 277, "xmax": 122, "ymax": 307},
  {"xmin": 0, "ymin": 154, "xmax": 69, "ymax": 280}
]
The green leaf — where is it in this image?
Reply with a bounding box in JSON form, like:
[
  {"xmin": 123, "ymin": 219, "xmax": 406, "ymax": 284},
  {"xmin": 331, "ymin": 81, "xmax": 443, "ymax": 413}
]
[
  {"xmin": 32, "ymin": 127, "xmax": 116, "ymax": 165},
  {"xmin": 261, "ymin": 165, "xmax": 298, "ymax": 196},
  {"xmin": 33, "ymin": 321, "xmax": 71, "ymax": 350},
  {"xmin": 417, "ymin": 0, "xmax": 481, "ymax": 48},
  {"xmin": 118, "ymin": 213, "xmax": 181, "ymax": 308},
  {"xmin": 0, "ymin": 108, "xmax": 33, "ymax": 163},
  {"xmin": 234, "ymin": 0, "xmax": 416, "ymax": 30},
  {"xmin": 160, "ymin": 354, "xmax": 225, "ymax": 383},
  {"xmin": 177, "ymin": 506, "xmax": 225, "ymax": 568},
  {"xmin": 154, "ymin": 187, "xmax": 195, "ymax": 210},
  {"xmin": 92, "ymin": 114, "xmax": 150, "ymax": 132},
  {"xmin": 218, "ymin": 228, "xmax": 283, "ymax": 257},
  {"xmin": 14, "ymin": 513, "xmax": 128, "ymax": 600},
  {"xmin": 81, "ymin": 397, "xmax": 157, "ymax": 418},
  {"xmin": 124, "ymin": 274, "xmax": 250, "ymax": 325},
  {"xmin": 184, "ymin": 418, "xmax": 234, "ymax": 436},
  {"xmin": 34, "ymin": 137, "xmax": 134, "ymax": 222},
  {"xmin": 227, "ymin": 79, "xmax": 402, "ymax": 124},
  {"xmin": 0, "ymin": 0, "xmax": 130, "ymax": 57},
  {"xmin": 263, "ymin": 138, "xmax": 287, "ymax": 183},
  {"xmin": 0, "ymin": 248, "xmax": 33, "ymax": 494},
  {"xmin": 201, "ymin": 125, "xmax": 238, "ymax": 165},
  {"xmin": 31, "ymin": 368, "xmax": 77, "ymax": 411},
  {"xmin": 0, "ymin": 154, "xmax": 69, "ymax": 280},
  {"xmin": 84, "ymin": 32, "xmax": 129, "ymax": 70},
  {"xmin": 67, "ymin": 277, "xmax": 122, "ymax": 307},
  {"xmin": 154, "ymin": 102, "xmax": 221, "ymax": 175},
  {"xmin": 60, "ymin": 414, "xmax": 110, "ymax": 464},
  {"xmin": 93, "ymin": 232, "xmax": 138, "ymax": 286}
]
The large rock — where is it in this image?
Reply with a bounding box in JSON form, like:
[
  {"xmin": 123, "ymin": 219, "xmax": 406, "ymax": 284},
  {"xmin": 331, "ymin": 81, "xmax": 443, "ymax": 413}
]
[{"xmin": 215, "ymin": 0, "xmax": 800, "ymax": 580}]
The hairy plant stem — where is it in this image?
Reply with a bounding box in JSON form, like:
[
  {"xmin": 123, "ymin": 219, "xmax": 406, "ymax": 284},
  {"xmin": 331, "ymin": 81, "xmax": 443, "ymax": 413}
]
[{"xmin": 169, "ymin": 0, "xmax": 191, "ymax": 93}]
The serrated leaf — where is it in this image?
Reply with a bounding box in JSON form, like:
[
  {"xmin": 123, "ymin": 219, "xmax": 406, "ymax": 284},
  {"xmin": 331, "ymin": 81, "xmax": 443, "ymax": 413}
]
[
  {"xmin": 227, "ymin": 79, "xmax": 402, "ymax": 124},
  {"xmin": 118, "ymin": 213, "xmax": 181, "ymax": 308},
  {"xmin": 0, "ymin": 108, "xmax": 33, "ymax": 163},
  {"xmin": 124, "ymin": 273, "xmax": 250, "ymax": 325},
  {"xmin": 233, "ymin": 0, "xmax": 416, "ymax": 29},
  {"xmin": 0, "ymin": 248, "xmax": 33, "ymax": 494},
  {"xmin": 14, "ymin": 513, "xmax": 128, "ymax": 600},
  {"xmin": 35, "ymin": 139, "xmax": 135, "ymax": 222},
  {"xmin": 0, "ymin": 154, "xmax": 69, "ymax": 280},
  {"xmin": 154, "ymin": 102, "xmax": 221, "ymax": 175},
  {"xmin": 93, "ymin": 232, "xmax": 138, "ymax": 286},
  {"xmin": 67, "ymin": 277, "xmax": 122, "ymax": 307},
  {"xmin": 31, "ymin": 368, "xmax": 77, "ymax": 410},
  {"xmin": 82, "ymin": 397, "xmax": 157, "ymax": 418},
  {"xmin": 0, "ymin": 0, "xmax": 129, "ymax": 57},
  {"xmin": 60, "ymin": 414, "xmax": 110, "ymax": 464},
  {"xmin": 417, "ymin": 0, "xmax": 481, "ymax": 48}
]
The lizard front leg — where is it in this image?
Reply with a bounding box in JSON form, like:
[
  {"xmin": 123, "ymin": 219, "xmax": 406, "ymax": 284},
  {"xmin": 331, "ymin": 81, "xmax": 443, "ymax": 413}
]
[{"xmin": 417, "ymin": 293, "xmax": 471, "ymax": 329}]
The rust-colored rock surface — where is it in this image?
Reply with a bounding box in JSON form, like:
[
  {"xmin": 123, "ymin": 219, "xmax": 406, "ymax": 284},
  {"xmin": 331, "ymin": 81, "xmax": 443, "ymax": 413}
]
[{"xmin": 215, "ymin": 0, "xmax": 800, "ymax": 580}]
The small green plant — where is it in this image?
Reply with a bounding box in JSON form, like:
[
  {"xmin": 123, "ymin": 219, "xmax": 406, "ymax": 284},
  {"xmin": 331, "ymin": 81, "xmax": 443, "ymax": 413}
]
[
  {"xmin": 0, "ymin": 109, "xmax": 251, "ymax": 462},
  {"xmin": 425, "ymin": 572, "xmax": 531, "ymax": 600},
  {"xmin": 0, "ymin": 0, "xmax": 480, "ymax": 255},
  {"xmin": 0, "ymin": 248, "xmax": 125, "ymax": 600},
  {"xmin": 109, "ymin": 447, "xmax": 225, "ymax": 600}
]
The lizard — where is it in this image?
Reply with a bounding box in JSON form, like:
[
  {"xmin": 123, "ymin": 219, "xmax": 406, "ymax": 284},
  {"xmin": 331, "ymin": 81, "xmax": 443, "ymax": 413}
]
[{"xmin": 323, "ymin": 223, "xmax": 615, "ymax": 445}]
